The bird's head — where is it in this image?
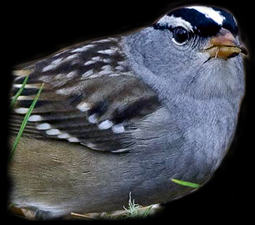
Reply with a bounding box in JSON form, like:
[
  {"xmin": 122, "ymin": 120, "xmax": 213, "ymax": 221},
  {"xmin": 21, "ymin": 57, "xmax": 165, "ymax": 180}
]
[{"xmin": 123, "ymin": 6, "xmax": 247, "ymax": 100}]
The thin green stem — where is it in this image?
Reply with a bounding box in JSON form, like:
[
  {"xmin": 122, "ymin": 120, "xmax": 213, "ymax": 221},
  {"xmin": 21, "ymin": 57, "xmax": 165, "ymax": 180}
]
[
  {"xmin": 8, "ymin": 83, "xmax": 44, "ymax": 165},
  {"xmin": 10, "ymin": 75, "xmax": 29, "ymax": 108},
  {"xmin": 171, "ymin": 178, "xmax": 201, "ymax": 188}
]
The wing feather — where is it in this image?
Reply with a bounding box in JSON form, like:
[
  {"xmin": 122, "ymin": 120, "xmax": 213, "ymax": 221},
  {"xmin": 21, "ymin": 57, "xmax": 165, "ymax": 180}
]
[{"xmin": 10, "ymin": 37, "xmax": 162, "ymax": 152}]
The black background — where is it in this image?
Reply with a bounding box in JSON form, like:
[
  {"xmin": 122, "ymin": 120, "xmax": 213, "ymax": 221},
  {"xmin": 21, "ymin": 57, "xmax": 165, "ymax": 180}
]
[{"xmin": 4, "ymin": 0, "xmax": 254, "ymax": 221}]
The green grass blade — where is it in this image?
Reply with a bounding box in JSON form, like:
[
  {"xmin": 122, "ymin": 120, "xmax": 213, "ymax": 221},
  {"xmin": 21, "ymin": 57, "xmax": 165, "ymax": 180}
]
[
  {"xmin": 141, "ymin": 205, "xmax": 153, "ymax": 218},
  {"xmin": 8, "ymin": 83, "xmax": 44, "ymax": 165},
  {"xmin": 10, "ymin": 75, "xmax": 29, "ymax": 108},
  {"xmin": 171, "ymin": 178, "xmax": 201, "ymax": 188}
]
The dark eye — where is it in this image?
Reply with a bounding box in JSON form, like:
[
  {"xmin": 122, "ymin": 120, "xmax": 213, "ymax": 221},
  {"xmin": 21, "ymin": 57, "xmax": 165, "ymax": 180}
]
[{"xmin": 172, "ymin": 27, "xmax": 190, "ymax": 45}]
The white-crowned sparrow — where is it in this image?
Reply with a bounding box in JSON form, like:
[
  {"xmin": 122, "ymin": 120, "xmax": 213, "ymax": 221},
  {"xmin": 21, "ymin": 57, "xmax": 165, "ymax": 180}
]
[{"xmin": 9, "ymin": 5, "xmax": 247, "ymax": 219}]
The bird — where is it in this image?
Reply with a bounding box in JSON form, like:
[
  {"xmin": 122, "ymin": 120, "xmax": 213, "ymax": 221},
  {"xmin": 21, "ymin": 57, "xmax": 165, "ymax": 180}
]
[{"xmin": 8, "ymin": 5, "xmax": 247, "ymax": 219}]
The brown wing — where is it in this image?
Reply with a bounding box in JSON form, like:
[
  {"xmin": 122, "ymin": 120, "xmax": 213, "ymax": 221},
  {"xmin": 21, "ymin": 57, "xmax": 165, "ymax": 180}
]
[{"xmin": 10, "ymin": 37, "xmax": 161, "ymax": 152}]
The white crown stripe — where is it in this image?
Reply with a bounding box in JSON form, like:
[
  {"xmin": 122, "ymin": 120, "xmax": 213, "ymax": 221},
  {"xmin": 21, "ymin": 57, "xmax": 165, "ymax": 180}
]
[{"xmin": 187, "ymin": 6, "xmax": 225, "ymax": 25}]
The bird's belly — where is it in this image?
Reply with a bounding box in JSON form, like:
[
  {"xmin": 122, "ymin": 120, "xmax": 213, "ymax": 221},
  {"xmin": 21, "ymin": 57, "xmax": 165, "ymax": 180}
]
[{"xmin": 8, "ymin": 102, "xmax": 238, "ymax": 218}]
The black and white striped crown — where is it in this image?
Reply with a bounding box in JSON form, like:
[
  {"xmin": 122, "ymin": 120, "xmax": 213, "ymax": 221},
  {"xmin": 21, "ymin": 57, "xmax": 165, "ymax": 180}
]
[{"xmin": 154, "ymin": 6, "xmax": 238, "ymax": 37}]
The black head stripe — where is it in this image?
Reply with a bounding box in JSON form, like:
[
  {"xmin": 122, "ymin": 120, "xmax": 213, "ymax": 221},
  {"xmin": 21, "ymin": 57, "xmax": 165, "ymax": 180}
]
[
  {"xmin": 212, "ymin": 7, "xmax": 238, "ymax": 35},
  {"xmin": 168, "ymin": 8, "xmax": 221, "ymax": 37},
  {"xmin": 155, "ymin": 7, "xmax": 239, "ymax": 37}
]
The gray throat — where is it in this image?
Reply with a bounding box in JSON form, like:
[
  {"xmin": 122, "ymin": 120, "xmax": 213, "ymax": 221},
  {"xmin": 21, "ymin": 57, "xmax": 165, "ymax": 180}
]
[{"xmin": 121, "ymin": 32, "xmax": 245, "ymax": 178}]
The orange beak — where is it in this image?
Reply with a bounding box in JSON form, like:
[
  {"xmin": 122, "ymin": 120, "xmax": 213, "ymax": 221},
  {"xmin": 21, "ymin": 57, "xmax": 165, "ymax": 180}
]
[{"xmin": 204, "ymin": 28, "xmax": 247, "ymax": 59}]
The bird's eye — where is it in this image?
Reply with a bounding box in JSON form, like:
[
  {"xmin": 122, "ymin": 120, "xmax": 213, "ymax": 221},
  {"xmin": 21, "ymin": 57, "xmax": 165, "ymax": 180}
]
[{"xmin": 172, "ymin": 27, "xmax": 190, "ymax": 45}]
